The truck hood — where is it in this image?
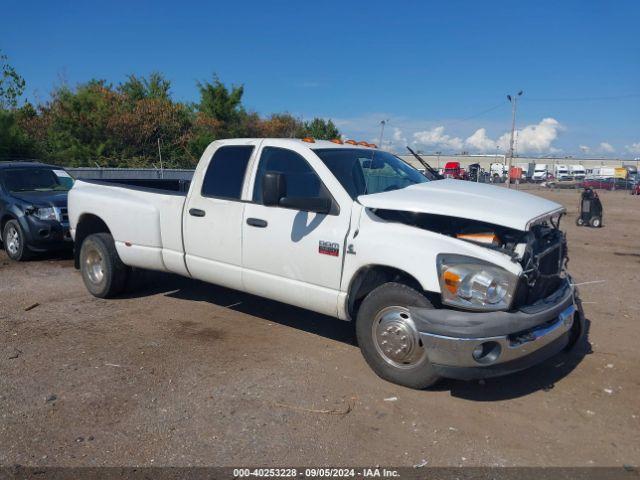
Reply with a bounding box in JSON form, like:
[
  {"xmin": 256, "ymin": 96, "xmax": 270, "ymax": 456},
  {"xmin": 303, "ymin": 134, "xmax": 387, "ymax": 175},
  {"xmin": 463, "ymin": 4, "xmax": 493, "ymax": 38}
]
[{"xmin": 357, "ymin": 179, "xmax": 564, "ymax": 231}]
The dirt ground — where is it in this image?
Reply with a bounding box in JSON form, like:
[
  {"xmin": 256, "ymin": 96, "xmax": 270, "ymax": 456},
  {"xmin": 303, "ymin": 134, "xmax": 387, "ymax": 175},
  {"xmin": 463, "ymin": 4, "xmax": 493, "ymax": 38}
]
[{"xmin": 1, "ymin": 187, "xmax": 639, "ymax": 468}]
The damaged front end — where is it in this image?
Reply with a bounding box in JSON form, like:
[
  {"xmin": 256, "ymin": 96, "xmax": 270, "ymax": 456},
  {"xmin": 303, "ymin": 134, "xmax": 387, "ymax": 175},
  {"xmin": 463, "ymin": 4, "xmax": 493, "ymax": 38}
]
[
  {"xmin": 373, "ymin": 208, "xmax": 568, "ymax": 308},
  {"xmin": 370, "ymin": 208, "xmax": 583, "ymax": 379}
]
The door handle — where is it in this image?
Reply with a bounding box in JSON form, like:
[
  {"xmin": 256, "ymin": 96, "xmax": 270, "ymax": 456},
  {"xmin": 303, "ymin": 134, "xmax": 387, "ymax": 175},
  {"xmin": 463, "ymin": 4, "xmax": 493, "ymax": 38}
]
[
  {"xmin": 189, "ymin": 208, "xmax": 206, "ymax": 217},
  {"xmin": 246, "ymin": 218, "xmax": 268, "ymax": 228}
]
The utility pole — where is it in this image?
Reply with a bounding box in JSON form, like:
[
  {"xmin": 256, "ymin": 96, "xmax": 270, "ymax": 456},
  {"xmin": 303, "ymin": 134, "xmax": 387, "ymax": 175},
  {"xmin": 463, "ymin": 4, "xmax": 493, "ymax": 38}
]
[
  {"xmin": 378, "ymin": 119, "xmax": 388, "ymax": 149},
  {"xmin": 506, "ymin": 90, "xmax": 523, "ymax": 188}
]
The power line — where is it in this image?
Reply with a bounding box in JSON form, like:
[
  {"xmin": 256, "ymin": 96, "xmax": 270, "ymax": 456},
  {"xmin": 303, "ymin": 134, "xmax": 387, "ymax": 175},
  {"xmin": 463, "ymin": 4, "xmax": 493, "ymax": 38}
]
[
  {"xmin": 436, "ymin": 102, "xmax": 507, "ymax": 130},
  {"xmin": 523, "ymin": 93, "xmax": 640, "ymax": 102}
]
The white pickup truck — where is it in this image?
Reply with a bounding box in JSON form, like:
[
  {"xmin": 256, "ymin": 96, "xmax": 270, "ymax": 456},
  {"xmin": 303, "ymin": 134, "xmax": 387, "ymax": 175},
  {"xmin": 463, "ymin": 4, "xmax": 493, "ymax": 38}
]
[{"xmin": 69, "ymin": 138, "xmax": 584, "ymax": 389}]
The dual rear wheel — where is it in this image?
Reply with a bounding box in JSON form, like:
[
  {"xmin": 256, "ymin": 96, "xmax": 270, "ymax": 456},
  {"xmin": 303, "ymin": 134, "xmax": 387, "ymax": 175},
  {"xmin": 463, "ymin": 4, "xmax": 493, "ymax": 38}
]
[{"xmin": 79, "ymin": 233, "xmax": 129, "ymax": 298}]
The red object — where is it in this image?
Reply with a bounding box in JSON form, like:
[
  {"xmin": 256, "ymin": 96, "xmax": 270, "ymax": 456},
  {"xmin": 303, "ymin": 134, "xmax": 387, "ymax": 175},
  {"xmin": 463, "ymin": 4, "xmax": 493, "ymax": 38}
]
[
  {"xmin": 444, "ymin": 162, "xmax": 463, "ymax": 179},
  {"xmin": 583, "ymin": 178, "xmax": 630, "ymax": 191},
  {"xmin": 631, "ymin": 182, "xmax": 640, "ymax": 195},
  {"xmin": 509, "ymin": 167, "xmax": 523, "ymax": 180}
]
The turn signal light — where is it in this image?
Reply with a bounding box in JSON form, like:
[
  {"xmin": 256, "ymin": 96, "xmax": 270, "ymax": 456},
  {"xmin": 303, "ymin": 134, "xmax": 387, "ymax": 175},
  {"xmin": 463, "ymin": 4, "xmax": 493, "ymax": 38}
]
[{"xmin": 443, "ymin": 270, "xmax": 461, "ymax": 294}]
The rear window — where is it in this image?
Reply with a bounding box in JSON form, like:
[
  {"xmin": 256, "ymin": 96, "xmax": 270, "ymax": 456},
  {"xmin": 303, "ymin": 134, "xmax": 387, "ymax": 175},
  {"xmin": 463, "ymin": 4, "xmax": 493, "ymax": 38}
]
[{"xmin": 201, "ymin": 146, "xmax": 254, "ymax": 199}]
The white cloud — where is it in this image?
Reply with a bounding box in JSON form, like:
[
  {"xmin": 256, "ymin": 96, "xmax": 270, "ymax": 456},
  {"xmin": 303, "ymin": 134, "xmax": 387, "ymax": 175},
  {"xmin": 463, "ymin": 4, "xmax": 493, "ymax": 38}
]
[
  {"xmin": 579, "ymin": 145, "xmax": 591, "ymax": 154},
  {"xmin": 625, "ymin": 142, "xmax": 640, "ymax": 154},
  {"xmin": 376, "ymin": 127, "xmax": 408, "ymax": 152},
  {"xmin": 506, "ymin": 118, "xmax": 562, "ymax": 154},
  {"xmin": 461, "ymin": 118, "xmax": 563, "ymax": 154},
  {"xmin": 393, "ymin": 127, "xmax": 406, "ymax": 143},
  {"xmin": 413, "ymin": 126, "xmax": 463, "ymax": 151},
  {"xmin": 465, "ymin": 128, "xmax": 496, "ymax": 152},
  {"xmin": 599, "ymin": 142, "xmax": 615, "ymax": 153}
]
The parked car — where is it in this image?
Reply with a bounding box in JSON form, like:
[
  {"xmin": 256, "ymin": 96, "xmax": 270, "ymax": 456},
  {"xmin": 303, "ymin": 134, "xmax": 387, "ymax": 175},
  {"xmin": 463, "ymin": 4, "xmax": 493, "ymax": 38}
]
[
  {"xmin": 69, "ymin": 138, "xmax": 584, "ymax": 389},
  {"xmin": 583, "ymin": 177, "xmax": 633, "ymax": 190},
  {"xmin": 0, "ymin": 162, "xmax": 74, "ymax": 261}
]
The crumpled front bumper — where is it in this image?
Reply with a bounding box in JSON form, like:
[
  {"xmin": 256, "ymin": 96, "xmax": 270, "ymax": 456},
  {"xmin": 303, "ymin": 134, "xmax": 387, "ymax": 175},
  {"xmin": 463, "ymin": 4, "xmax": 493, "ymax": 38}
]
[{"xmin": 410, "ymin": 280, "xmax": 583, "ymax": 380}]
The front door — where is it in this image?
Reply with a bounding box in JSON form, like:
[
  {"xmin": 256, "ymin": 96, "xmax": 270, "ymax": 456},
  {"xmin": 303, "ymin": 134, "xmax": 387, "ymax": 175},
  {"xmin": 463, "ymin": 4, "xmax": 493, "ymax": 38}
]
[{"xmin": 242, "ymin": 145, "xmax": 351, "ymax": 317}]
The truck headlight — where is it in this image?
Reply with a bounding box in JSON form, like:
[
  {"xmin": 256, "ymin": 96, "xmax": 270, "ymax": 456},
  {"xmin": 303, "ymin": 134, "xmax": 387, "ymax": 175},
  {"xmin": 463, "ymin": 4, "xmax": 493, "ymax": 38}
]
[
  {"xmin": 437, "ymin": 254, "xmax": 518, "ymax": 311},
  {"xmin": 33, "ymin": 207, "xmax": 58, "ymax": 221}
]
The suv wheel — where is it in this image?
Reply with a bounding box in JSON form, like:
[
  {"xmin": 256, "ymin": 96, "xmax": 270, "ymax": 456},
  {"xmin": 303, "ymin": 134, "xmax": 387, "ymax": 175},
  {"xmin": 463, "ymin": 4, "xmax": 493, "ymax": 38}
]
[
  {"xmin": 2, "ymin": 220, "xmax": 31, "ymax": 261},
  {"xmin": 356, "ymin": 282, "xmax": 440, "ymax": 389},
  {"xmin": 79, "ymin": 233, "xmax": 129, "ymax": 298}
]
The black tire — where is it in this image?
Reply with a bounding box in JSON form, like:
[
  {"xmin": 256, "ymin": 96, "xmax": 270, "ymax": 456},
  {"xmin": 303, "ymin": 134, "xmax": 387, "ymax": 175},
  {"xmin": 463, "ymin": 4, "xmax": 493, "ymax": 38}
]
[
  {"xmin": 79, "ymin": 233, "xmax": 129, "ymax": 298},
  {"xmin": 575, "ymin": 217, "xmax": 585, "ymax": 227},
  {"xmin": 589, "ymin": 216, "xmax": 602, "ymax": 228},
  {"xmin": 355, "ymin": 282, "xmax": 440, "ymax": 389},
  {"xmin": 2, "ymin": 219, "xmax": 32, "ymax": 261}
]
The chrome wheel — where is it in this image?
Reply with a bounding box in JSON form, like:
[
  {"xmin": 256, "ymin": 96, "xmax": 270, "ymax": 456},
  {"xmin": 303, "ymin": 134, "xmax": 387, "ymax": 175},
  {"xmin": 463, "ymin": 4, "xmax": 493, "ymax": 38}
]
[
  {"xmin": 6, "ymin": 226, "xmax": 20, "ymax": 256},
  {"xmin": 84, "ymin": 246, "xmax": 105, "ymax": 284},
  {"xmin": 371, "ymin": 306, "xmax": 426, "ymax": 369}
]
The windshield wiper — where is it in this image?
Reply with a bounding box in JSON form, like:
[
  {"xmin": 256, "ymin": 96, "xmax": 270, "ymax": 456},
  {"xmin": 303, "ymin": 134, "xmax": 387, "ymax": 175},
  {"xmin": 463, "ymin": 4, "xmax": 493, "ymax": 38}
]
[{"xmin": 406, "ymin": 146, "xmax": 443, "ymax": 180}]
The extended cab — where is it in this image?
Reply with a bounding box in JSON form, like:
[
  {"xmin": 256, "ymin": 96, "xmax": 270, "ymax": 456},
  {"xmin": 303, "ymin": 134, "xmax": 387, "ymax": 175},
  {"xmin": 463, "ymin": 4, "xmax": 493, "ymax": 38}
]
[
  {"xmin": 1, "ymin": 162, "xmax": 74, "ymax": 261},
  {"xmin": 69, "ymin": 139, "xmax": 584, "ymax": 389}
]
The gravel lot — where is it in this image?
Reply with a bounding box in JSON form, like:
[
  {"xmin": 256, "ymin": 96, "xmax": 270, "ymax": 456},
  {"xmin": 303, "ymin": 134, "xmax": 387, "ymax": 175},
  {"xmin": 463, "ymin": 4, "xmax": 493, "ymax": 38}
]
[{"xmin": 1, "ymin": 188, "xmax": 639, "ymax": 467}]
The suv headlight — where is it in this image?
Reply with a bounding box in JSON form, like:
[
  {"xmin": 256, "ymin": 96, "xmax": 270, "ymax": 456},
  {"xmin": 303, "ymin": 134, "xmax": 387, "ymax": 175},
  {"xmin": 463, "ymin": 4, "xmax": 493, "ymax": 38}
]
[
  {"xmin": 33, "ymin": 207, "xmax": 58, "ymax": 221},
  {"xmin": 437, "ymin": 254, "xmax": 518, "ymax": 311}
]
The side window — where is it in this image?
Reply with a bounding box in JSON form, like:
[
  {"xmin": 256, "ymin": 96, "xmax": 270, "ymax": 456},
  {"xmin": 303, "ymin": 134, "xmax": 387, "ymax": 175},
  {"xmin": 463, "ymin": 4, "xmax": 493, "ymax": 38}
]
[
  {"xmin": 253, "ymin": 147, "xmax": 322, "ymax": 203},
  {"xmin": 201, "ymin": 146, "xmax": 254, "ymax": 199}
]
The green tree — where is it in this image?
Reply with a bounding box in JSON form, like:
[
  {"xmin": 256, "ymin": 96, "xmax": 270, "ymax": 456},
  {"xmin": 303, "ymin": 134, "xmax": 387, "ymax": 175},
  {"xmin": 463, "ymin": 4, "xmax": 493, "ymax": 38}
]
[
  {"xmin": 0, "ymin": 50, "xmax": 26, "ymax": 109},
  {"xmin": 118, "ymin": 72, "xmax": 171, "ymax": 102},
  {"xmin": 302, "ymin": 118, "xmax": 340, "ymax": 140},
  {"xmin": 0, "ymin": 108, "xmax": 35, "ymax": 159},
  {"xmin": 196, "ymin": 75, "xmax": 244, "ymax": 131}
]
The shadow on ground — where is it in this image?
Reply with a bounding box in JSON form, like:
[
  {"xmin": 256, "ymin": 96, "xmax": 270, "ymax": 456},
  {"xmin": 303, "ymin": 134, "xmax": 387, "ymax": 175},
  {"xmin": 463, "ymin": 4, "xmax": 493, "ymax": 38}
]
[{"xmin": 121, "ymin": 269, "xmax": 592, "ymax": 401}]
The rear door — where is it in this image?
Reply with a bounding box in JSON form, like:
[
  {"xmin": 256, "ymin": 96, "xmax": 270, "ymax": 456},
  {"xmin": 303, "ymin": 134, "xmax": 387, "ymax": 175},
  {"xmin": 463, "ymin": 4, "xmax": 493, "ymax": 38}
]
[
  {"xmin": 183, "ymin": 141, "xmax": 259, "ymax": 290},
  {"xmin": 241, "ymin": 144, "xmax": 352, "ymax": 317}
]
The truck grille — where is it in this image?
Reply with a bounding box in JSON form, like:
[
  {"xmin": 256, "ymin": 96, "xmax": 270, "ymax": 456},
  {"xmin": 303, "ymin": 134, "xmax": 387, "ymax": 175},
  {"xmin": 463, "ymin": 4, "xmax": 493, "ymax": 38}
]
[{"xmin": 513, "ymin": 226, "xmax": 566, "ymax": 307}]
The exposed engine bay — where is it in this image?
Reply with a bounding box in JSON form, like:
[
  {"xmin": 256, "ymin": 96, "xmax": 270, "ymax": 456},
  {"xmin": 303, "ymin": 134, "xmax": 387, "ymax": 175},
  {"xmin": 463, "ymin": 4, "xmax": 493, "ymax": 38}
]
[{"xmin": 373, "ymin": 209, "xmax": 568, "ymax": 307}]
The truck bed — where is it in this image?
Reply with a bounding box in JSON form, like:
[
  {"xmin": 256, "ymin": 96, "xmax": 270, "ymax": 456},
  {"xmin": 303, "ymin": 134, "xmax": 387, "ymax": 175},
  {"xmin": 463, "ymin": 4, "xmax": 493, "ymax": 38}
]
[{"xmin": 68, "ymin": 180, "xmax": 189, "ymax": 276}]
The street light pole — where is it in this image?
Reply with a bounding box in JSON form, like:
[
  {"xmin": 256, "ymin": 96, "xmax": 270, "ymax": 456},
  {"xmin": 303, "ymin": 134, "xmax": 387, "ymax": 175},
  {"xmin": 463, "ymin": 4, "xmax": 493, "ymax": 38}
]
[
  {"xmin": 506, "ymin": 91, "xmax": 523, "ymax": 188},
  {"xmin": 378, "ymin": 120, "xmax": 388, "ymax": 149}
]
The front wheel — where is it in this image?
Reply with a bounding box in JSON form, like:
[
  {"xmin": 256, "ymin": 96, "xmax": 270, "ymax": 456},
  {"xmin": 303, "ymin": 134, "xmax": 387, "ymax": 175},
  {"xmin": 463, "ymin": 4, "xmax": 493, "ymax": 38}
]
[
  {"xmin": 576, "ymin": 217, "xmax": 585, "ymax": 226},
  {"xmin": 356, "ymin": 282, "xmax": 440, "ymax": 389},
  {"xmin": 79, "ymin": 233, "xmax": 129, "ymax": 298},
  {"xmin": 2, "ymin": 219, "xmax": 31, "ymax": 261}
]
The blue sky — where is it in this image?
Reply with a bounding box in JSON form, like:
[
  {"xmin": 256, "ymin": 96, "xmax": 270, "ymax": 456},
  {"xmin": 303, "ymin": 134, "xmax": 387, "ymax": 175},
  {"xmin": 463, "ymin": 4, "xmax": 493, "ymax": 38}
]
[{"xmin": 3, "ymin": 0, "xmax": 639, "ymax": 158}]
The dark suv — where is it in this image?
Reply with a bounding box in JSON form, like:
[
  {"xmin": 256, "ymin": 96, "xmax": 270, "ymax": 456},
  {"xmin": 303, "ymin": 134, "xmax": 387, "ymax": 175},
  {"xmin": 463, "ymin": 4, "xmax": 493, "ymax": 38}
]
[{"xmin": 0, "ymin": 162, "xmax": 74, "ymax": 261}]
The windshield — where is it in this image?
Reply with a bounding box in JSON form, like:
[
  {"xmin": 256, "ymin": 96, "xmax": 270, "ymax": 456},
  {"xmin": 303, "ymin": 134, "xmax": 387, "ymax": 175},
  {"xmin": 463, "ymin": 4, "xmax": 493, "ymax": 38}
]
[
  {"xmin": 314, "ymin": 148, "xmax": 428, "ymax": 198},
  {"xmin": 2, "ymin": 168, "xmax": 74, "ymax": 192}
]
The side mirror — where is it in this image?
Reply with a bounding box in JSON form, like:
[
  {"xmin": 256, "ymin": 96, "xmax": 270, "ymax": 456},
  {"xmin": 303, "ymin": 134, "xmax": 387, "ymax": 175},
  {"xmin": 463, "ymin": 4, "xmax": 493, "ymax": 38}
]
[{"xmin": 262, "ymin": 171, "xmax": 286, "ymax": 206}]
